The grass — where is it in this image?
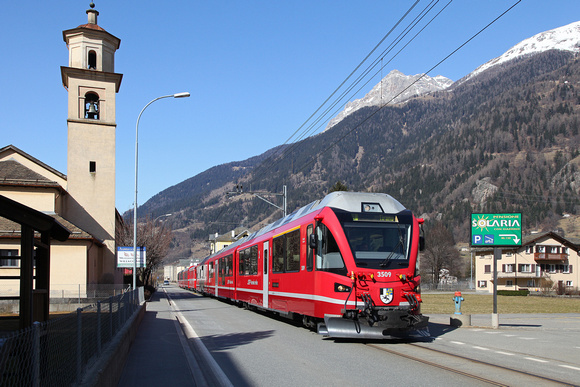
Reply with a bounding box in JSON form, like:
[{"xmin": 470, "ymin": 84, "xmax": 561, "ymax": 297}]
[{"xmin": 421, "ymin": 293, "xmax": 580, "ymax": 314}]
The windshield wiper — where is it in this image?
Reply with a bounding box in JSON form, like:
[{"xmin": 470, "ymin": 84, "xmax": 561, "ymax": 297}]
[{"xmin": 379, "ymin": 225, "xmax": 404, "ymax": 267}]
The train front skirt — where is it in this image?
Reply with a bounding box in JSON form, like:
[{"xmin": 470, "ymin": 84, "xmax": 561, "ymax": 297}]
[{"xmin": 317, "ymin": 314, "xmax": 430, "ymax": 340}]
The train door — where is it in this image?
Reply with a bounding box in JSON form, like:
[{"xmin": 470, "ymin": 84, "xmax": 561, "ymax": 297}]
[{"xmin": 263, "ymin": 241, "xmax": 269, "ymax": 308}]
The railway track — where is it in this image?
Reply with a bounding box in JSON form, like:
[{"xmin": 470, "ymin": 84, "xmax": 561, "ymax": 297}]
[{"xmin": 366, "ymin": 342, "xmax": 578, "ymax": 386}]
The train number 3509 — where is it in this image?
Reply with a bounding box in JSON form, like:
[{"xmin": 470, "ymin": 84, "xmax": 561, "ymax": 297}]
[{"xmin": 376, "ymin": 271, "xmax": 392, "ymax": 278}]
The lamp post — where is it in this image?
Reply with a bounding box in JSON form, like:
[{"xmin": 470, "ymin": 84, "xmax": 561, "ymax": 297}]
[
  {"xmin": 152, "ymin": 213, "xmax": 172, "ymax": 237},
  {"xmin": 133, "ymin": 93, "xmax": 189, "ymax": 290}
]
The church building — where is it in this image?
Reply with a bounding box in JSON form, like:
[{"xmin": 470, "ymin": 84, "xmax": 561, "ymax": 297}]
[{"xmin": 0, "ymin": 3, "xmax": 124, "ymax": 298}]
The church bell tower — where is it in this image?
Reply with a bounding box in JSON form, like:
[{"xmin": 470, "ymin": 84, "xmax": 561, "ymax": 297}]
[{"xmin": 61, "ymin": 2, "xmax": 122, "ymax": 283}]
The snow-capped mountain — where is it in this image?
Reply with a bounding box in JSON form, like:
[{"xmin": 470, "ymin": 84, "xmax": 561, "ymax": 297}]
[
  {"xmin": 326, "ymin": 20, "xmax": 580, "ymax": 131},
  {"xmin": 325, "ymin": 70, "xmax": 452, "ymax": 131},
  {"xmin": 464, "ymin": 20, "xmax": 580, "ymax": 82}
]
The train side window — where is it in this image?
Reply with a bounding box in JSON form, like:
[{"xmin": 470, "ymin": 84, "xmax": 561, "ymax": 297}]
[
  {"xmin": 316, "ymin": 224, "xmax": 347, "ymax": 276},
  {"xmin": 226, "ymin": 254, "xmax": 233, "ymax": 277},
  {"xmin": 209, "ymin": 262, "xmax": 214, "ymax": 280},
  {"xmin": 285, "ymin": 229, "xmax": 300, "ymax": 272},
  {"xmin": 239, "ymin": 246, "xmax": 258, "ymax": 275},
  {"xmin": 306, "ymin": 224, "xmax": 313, "ymax": 271},
  {"xmin": 249, "ymin": 245, "xmax": 258, "ymax": 275},
  {"xmin": 273, "ymin": 236, "xmax": 285, "ymax": 273},
  {"xmin": 239, "ymin": 248, "xmax": 248, "ymax": 275},
  {"xmin": 219, "ymin": 257, "xmax": 226, "ymax": 285},
  {"xmin": 264, "ymin": 246, "xmax": 268, "ymax": 275}
]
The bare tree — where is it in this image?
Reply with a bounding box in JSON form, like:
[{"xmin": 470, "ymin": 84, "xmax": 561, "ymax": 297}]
[
  {"xmin": 420, "ymin": 221, "xmax": 462, "ymax": 287},
  {"xmin": 116, "ymin": 217, "xmax": 173, "ymax": 286}
]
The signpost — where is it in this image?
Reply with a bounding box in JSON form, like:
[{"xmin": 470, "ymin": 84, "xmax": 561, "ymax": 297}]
[
  {"xmin": 117, "ymin": 246, "xmax": 146, "ymax": 269},
  {"xmin": 471, "ymin": 213, "xmax": 521, "ymax": 247},
  {"xmin": 471, "ymin": 213, "xmax": 522, "ymax": 328}
]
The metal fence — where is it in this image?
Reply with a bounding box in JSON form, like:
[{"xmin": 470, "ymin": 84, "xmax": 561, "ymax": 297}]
[{"xmin": 0, "ymin": 287, "xmax": 144, "ymax": 386}]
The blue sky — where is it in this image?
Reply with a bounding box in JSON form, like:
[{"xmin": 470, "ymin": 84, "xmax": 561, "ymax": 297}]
[{"xmin": 1, "ymin": 1, "xmax": 579, "ymax": 214}]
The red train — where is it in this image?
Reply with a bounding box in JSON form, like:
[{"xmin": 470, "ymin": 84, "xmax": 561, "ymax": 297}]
[{"xmin": 179, "ymin": 191, "xmax": 429, "ymax": 339}]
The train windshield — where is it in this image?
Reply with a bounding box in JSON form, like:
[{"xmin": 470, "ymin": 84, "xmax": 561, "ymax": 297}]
[{"xmin": 337, "ymin": 211, "xmax": 412, "ymax": 270}]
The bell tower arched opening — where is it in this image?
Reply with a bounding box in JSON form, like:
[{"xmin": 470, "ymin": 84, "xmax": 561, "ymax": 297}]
[
  {"xmin": 84, "ymin": 92, "xmax": 99, "ymax": 119},
  {"xmin": 88, "ymin": 50, "xmax": 97, "ymax": 70}
]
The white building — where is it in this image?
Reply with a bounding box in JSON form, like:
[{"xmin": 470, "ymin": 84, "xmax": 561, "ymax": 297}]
[{"xmin": 475, "ymin": 232, "xmax": 579, "ymax": 293}]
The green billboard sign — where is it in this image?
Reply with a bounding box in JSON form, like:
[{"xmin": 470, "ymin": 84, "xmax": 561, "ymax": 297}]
[{"xmin": 471, "ymin": 213, "xmax": 522, "ymax": 247}]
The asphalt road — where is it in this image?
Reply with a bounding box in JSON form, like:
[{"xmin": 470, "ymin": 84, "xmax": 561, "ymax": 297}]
[{"xmin": 166, "ymin": 286, "xmax": 580, "ymax": 386}]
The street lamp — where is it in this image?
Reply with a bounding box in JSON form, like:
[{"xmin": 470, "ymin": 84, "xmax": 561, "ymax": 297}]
[
  {"xmin": 133, "ymin": 93, "xmax": 189, "ymax": 290},
  {"xmin": 152, "ymin": 213, "xmax": 172, "ymax": 236}
]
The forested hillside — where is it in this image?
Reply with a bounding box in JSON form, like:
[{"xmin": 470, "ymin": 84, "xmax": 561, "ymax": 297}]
[{"xmin": 135, "ymin": 50, "xmax": 580, "ymax": 261}]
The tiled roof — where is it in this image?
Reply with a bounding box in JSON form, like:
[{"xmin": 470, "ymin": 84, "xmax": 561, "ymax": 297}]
[
  {"xmin": 77, "ymin": 23, "xmax": 106, "ymax": 32},
  {"xmin": 0, "ymin": 160, "xmax": 61, "ymax": 188},
  {"xmin": 0, "ymin": 145, "xmax": 67, "ymax": 181}
]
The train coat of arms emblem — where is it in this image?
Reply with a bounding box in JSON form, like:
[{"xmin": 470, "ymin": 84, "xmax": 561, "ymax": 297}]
[{"xmin": 380, "ymin": 288, "xmax": 393, "ymax": 304}]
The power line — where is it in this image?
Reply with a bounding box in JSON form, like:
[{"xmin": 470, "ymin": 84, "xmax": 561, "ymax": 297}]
[
  {"xmin": 252, "ymin": 0, "xmax": 448, "ymax": 181},
  {"xmin": 294, "ymin": 0, "xmax": 522, "ymax": 175},
  {"xmin": 248, "ymin": 0, "xmax": 426, "ymax": 184}
]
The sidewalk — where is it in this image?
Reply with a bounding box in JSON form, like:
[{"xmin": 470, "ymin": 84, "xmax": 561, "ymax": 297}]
[{"xmin": 117, "ymin": 288, "xmax": 196, "ymax": 386}]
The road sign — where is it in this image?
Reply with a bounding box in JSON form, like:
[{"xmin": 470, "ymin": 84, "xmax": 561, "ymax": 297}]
[
  {"xmin": 117, "ymin": 246, "xmax": 146, "ymax": 268},
  {"xmin": 470, "ymin": 213, "xmax": 522, "ymax": 247}
]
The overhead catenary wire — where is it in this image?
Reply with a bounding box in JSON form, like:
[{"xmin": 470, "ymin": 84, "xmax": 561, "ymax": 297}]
[
  {"xmin": 293, "ymin": 0, "xmax": 522, "ymax": 176},
  {"xmin": 247, "ymin": 0, "xmax": 426, "ymax": 183},
  {"xmin": 212, "ymin": 0, "xmax": 522, "ymax": 226},
  {"xmin": 252, "ymin": 0, "xmax": 451, "ymax": 180}
]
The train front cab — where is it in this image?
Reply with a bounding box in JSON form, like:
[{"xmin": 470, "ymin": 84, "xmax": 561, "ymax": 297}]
[{"xmin": 311, "ymin": 205, "xmax": 429, "ymax": 340}]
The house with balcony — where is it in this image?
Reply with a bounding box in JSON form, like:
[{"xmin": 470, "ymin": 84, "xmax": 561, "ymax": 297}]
[{"xmin": 475, "ymin": 232, "xmax": 579, "ymax": 293}]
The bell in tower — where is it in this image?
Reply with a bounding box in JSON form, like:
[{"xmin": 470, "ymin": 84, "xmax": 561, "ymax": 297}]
[{"xmin": 84, "ymin": 92, "xmax": 99, "ymax": 120}]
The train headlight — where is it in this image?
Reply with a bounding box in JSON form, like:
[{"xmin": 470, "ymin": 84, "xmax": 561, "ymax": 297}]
[{"xmin": 335, "ymin": 283, "xmax": 351, "ymax": 292}]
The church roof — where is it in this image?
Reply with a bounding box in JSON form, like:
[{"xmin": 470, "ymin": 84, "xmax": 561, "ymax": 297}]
[
  {"xmin": 0, "ymin": 145, "xmax": 67, "ymax": 181},
  {"xmin": 0, "ymin": 160, "xmax": 62, "ymax": 189}
]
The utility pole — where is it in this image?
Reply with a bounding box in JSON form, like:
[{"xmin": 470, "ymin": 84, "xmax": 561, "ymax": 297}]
[{"xmin": 227, "ymin": 184, "xmax": 287, "ymax": 217}]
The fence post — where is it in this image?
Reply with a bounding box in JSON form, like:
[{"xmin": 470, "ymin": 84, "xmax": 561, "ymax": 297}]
[
  {"xmin": 76, "ymin": 308, "xmax": 82, "ymax": 383},
  {"xmin": 32, "ymin": 322, "xmax": 40, "ymax": 387},
  {"xmin": 109, "ymin": 297, "xmax": 113, "ymax": 336},
  {"xmin": 97, "ymin": 301, "xmax": 102, "ymax": 355},
  {"xmin": 117, "ymin": 297, "xmax": 121, "ymax": 333}
]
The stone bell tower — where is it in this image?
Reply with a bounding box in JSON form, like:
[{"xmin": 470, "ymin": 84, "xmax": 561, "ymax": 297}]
[{"xmin": 61, "ymin": 2, "xmax": 123, "ymax": 283}]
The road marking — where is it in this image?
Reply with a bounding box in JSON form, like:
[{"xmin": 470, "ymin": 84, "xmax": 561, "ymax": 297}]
[
  {"xmin": 165, "ymin": 289, "xmax": 233, "ymax": 387},
  {"xmin": 451, "ymin": 341, "xmax": 465, "ymax": 345},
  {"xmin": 503, "ymin": 334, "xmax": 516, "ymax": 337},
  {"xmin": 518, "ymin": 337, "xmax": 536, "ymax": 340},
  {"xmin": 495, "ymin": 351, "xmax": 515, "ymax": 356},
  {"xmin": 525, "ymin": 357, "xmax": 549, "ymax": 363},
  {"xmin": 472, "ymin": 346, "xmax": 489, "ymax": 351},
  {"xmin": 559, "ymin": 365, "xmax": 580, "ymax": 371}
]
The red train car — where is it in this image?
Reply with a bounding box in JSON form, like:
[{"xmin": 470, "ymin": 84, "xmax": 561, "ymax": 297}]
[
  {"xmin": 178, "ymin": 263, "xmax": 198, "ymax": 290},
  {"xmin": 195, "ymin": 191, "xmax": 428, "ymax": 339}
]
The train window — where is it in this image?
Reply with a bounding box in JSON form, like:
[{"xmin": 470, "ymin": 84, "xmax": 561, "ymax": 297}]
[
  {"xmin": 226, "ymin": 254, "xmax": 233, "ymax": 277},
  {"xmin": 209, "ymin": 262, "xmax": 214, "ymax": 280},
  {"xmin": 239, "ymin": 246, "xmax": 258, "ymax": 275},
  {"xmin": 273, "ymin": 236, "xmax": 285, "ymax": 273},
  {"xmin": 249, "ymin": 246, "xmax": 258, "ymax": 275},
  {"xmin": 219, "ymin": 257, "xmax": 226, "ymax": 285},
  {"xmin": 306, "ymin": 224, "xmax": 313, "ymax": 271},
  {"xmin": 285, "ymin": 229, "xmax": 300, "ymax": 272},
  {"xmin": 272, "ymin": 229, "xmax": 301, "ymax": 273},
  {"xmin": 315, "ymin": 224, "xmax": 347, "ymax": 276},
  {"xmin": 264, "ymin": 245, "xmax": 268, "ymax": 275}
]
